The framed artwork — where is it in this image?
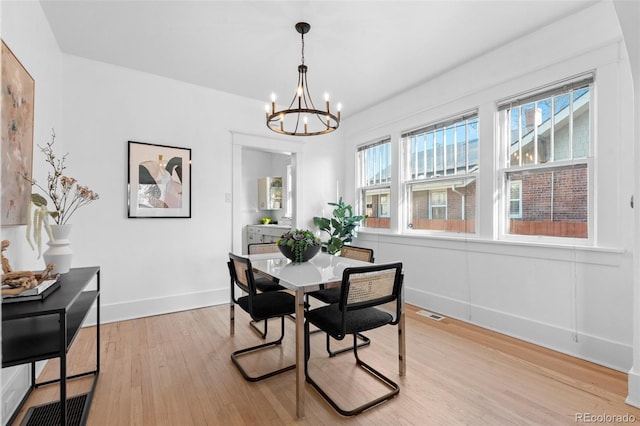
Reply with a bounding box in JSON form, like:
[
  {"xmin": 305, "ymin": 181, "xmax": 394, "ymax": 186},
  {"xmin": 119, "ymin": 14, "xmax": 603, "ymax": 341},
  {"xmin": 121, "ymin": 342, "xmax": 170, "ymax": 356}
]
[
  {"xmin": 1, "ymin": 40, "xmax": 35, "ymax": 226},
  {"xmin": 127, "ymin": 141, "xmax": 191, "ymax": 218}
]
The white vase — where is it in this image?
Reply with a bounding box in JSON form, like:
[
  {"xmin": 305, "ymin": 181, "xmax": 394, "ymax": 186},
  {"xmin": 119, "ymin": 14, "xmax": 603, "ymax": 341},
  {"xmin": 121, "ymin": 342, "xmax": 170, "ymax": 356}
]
[{"xmin": 43, "ymin": 224, "xmax": 73, "ymax": 274}]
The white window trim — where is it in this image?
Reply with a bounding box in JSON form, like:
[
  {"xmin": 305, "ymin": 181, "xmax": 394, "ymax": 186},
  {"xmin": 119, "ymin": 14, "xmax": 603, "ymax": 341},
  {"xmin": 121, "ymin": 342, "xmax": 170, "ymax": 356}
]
[
  {"xmin": 498, "ymin": 139, "xmax": 594, "ymax": 245},
  {"xmin": 509, "ymin": 180, "xmax": 522, "ymax": 219},
  {"xmin": 357, "ymin": 137, "xmax": 393, "ymax": 230}
]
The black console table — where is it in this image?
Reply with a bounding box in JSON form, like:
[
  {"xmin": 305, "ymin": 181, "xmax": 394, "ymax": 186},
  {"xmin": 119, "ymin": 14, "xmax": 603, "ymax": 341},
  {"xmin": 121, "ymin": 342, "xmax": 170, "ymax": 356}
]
[{"xmin": 2, "ymin": 266, "xmax": 100, "ymax": 426}]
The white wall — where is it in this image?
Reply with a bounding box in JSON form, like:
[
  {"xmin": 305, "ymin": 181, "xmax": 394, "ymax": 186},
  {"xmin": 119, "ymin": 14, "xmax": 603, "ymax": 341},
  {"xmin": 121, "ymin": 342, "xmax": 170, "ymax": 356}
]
[
  {"xmin": 0, "ymin": 1, "xmax": 64, "ymax": 420},
  {"xmin": 59, "ymin": 54, "xmax": 344, "ymax": 319},
  {"xmin": 0, "ymin": 2, "xmax": 345, "ymax": 419},
  {"xmin": 2, "ymin": 0, "xmax": 633, "ymax": 419},
  {"xmin": 345, "ymin": 1, "xmax": 634, "ymax": 371}
]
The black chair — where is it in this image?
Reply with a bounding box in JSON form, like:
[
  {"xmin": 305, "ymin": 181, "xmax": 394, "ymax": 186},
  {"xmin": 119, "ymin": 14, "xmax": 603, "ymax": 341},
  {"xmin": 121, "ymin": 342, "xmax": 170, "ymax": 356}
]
[
  {"xmin": 307, "ymin": 246, "xmax": 375, "ymax": 356},
  {"xmin": 247, "ymin": 242, "xmax": 287, "ymax": 338},
  {"xmin": 228, "ymin": 252, "xmax": 295, "ymax": 382},
  {"xmin": 304, "ymin": 262, "xmax": 403, "ymax": 416}
]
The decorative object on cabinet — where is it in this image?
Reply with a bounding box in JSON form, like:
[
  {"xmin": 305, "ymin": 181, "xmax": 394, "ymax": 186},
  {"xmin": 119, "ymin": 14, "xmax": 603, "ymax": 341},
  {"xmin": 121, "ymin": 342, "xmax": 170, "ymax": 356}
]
[
  {"xmin": 1, "ymin": 240, "xmax": 60, "ymax": 300},
  {"xmin": 21, "ymin": 130, "xmax": 99, "ymax": 271},
  {"xmin": 258, "ymin": 176, "xmax": 282, "ymax": 210},
  {"xmin": 1, "ymin": 40, "xmax": 35, "ymax": 226},
  {"xmin": 43, "ymin": 224, "xmax": 73, "ymax": 274},
  {"xmin": 277, "ymin": 228, "xmax": 321, "ymax": 263},
  {"xmin": 128, "ymin": 141, "xmax": 191, "ymax": 218},
  {"xmin": 313, "ymin": 197, "xmax": 367, "ymax": 255}
]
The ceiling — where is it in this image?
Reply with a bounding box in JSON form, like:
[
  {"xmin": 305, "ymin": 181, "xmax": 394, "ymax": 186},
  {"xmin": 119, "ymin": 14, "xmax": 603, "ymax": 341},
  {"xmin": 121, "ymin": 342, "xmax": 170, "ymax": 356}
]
[{"xmin": 40, "ymin": 0, "xmax": 599, "ymax": 117}]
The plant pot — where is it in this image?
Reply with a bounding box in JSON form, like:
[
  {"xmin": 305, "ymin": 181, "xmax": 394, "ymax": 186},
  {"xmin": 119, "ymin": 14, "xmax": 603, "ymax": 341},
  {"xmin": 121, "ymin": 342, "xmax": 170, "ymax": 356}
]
[
  {"xmin": 43, "ymin": 224, "xmax": 73, "ymax": 274},
  {"xmin": 278, "ymin": 244, "xmax": 321, "ymax": 263}
]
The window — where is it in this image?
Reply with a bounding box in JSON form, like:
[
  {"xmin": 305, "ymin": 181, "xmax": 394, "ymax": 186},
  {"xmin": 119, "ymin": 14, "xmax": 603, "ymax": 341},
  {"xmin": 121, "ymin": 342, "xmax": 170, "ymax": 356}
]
[
  {"xmin": 357, "ymin": 139, "xmax": 391, "ymax": 229},
  {"xmin": 285, "ymin": 163, "xmax": 292, "ymax": 218},
  {"xmin": 499, "ymin": 74, "xmax": 592, "ymax": 239},
  {"xmin": 402, "ymin": 111, "xmax": 478, "ymax": 233},
  {"xmin": 509, "ymin": 180, "xmax": 522, "ymax": 219}
]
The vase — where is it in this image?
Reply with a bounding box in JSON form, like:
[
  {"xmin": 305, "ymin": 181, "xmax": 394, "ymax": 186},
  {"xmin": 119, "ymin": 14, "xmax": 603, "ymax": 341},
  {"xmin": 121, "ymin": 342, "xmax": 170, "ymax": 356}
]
[
  {"xmin": 43, "ymin": 224, "xmax": 73, "ymax": 274},
  {"xmin": 278, "ymin": 244, "xmax": 321, "ymax": 263}
]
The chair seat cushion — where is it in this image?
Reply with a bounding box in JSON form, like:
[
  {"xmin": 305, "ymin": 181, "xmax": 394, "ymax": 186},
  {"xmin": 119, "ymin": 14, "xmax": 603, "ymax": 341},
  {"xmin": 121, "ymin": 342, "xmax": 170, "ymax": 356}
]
[
  {"xmin": 306, "ymin": 304, "xmax": 392, "ymax": 339},
  {"xmin": 238, "ymin": 291, "xmax": 295, "ymax": 320},
  {"xmin": 255, "ymin": 276, "xmax": 286, "ymax": 292},
  {"xmin": 308, "ymin": 287, "xmax": 340, "ymax": 304}
]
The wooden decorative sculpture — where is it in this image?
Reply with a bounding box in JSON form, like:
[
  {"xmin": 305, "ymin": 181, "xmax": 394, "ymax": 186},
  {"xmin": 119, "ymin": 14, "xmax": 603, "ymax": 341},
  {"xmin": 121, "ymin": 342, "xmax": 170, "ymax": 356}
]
[{"xmin": 1, "ymin": 240, "xmax": 58, "ymax": 294}]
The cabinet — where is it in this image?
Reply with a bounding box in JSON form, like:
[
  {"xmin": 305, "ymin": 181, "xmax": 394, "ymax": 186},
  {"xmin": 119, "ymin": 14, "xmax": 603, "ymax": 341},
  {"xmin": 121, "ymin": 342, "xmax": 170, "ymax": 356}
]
[
  {"xmin": 247, "ymin": 225, "xmax": 291, "ymax": 245},
  {"xmin": 2, "ymin": 266, "xmax": 100, "ymax": 426},
  {"xmin": 258, "ymin": 177, "xmax": 283, "ymax": 210}
]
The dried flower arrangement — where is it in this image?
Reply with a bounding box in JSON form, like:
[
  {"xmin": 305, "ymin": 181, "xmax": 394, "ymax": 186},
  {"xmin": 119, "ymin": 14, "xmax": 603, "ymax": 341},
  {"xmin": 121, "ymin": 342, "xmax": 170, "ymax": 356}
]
[{"xmin": 21, "ymin": 130, "xmax": 99, "ymax": 256}]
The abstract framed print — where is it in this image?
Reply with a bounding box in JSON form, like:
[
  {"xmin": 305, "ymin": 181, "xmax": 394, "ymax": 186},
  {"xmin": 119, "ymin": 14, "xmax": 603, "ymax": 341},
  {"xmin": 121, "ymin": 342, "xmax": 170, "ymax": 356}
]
[
  {"xmin": 1, "ymin": 40, "xmax": 35, "ymax": 226},
  {"xmin": 127, "ymin": 141, "xmax": 191, "ymax": 218}
]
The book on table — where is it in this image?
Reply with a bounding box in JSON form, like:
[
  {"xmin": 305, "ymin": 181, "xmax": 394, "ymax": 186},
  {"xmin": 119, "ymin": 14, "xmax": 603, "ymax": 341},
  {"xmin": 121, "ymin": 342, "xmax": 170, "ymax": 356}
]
[{"xmin": 1, "ymin": 279, "xmax": 60, "ymax": 303}]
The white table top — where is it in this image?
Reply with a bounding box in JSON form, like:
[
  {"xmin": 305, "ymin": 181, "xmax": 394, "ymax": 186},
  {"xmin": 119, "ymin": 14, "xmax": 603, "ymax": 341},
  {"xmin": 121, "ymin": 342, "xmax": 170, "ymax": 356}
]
[{"xmin": 248, "ymin": 251, "xmax": 372, "ymax": 292}]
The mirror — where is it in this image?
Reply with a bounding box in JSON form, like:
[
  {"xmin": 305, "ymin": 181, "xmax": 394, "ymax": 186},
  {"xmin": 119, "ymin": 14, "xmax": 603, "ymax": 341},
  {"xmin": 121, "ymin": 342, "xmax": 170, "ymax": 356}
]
[{"xmin": 258, "ymin": 176, "xmax": 282, "ymax": 210}]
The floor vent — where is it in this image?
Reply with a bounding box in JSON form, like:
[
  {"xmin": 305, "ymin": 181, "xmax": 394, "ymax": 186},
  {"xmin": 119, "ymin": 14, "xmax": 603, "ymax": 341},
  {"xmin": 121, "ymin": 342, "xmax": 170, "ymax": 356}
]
[
  {"xmin": 417, "ymin": 310, "xmax": 445, "ymax": 321},
  {"xmin": 21, "ymin": 393, "xmax": 87, "ymax": 426}
]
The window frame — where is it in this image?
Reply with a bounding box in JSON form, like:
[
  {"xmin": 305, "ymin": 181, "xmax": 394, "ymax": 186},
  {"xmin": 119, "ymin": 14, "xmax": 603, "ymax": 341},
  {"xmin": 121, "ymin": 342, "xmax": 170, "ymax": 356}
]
[
  {"xmin": 509, "ymin": 179, "xmax": 522, "ymax": 219},
  {"xmin": 497, "ymin": 73, "xmax": 594, "ymax": 244},
  {"xmin": 401, "ymin": 110, "xmax": 479, "ymax": 235},
  {"xmin": 356, "ymin": 138, "xmax": 392, "ymax": 230}
]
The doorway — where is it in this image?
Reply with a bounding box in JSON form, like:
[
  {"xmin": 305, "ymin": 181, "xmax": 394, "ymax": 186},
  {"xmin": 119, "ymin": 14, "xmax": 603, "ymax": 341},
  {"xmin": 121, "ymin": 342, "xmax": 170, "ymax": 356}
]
[{"xmin": 231, "ymin": 132, "xmax": 303, "ymax": 254}]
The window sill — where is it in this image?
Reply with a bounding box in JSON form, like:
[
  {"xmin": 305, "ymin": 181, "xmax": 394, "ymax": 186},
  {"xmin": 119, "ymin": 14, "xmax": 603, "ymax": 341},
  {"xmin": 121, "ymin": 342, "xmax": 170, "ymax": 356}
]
[{"xmin": 356, "ymin": 230, "xmax": 625, "ymax": 266}]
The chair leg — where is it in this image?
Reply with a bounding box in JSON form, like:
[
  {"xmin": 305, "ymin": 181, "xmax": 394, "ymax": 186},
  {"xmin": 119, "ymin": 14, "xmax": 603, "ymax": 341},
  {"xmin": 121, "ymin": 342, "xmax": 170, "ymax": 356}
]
[
  {"xmin": 326, "ymin": 332, "xmax": 370, "ymax": 357},
  {"xmin": 305, "ymin": 293, "xmax": 369, "ymax": 356},
  {"xmin": 232, "ymin": 316, "xmax": 295, "ymax": 382},
  {"xmin": 249, "ymin": 319, "xmax": 268, "ymax": 339},
  {"xmin": 305, "ymin": 331, "xmax": 399, "ymax": 416},
  {"xmin": 230, "ymin": 302, "xmax": 235, "ymax": 336}
]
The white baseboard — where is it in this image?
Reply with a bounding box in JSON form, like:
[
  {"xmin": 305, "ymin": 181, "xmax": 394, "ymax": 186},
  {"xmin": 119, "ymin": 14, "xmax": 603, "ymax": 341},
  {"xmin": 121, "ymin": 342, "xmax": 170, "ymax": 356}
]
[
  {"xmin": 86, "ymin": 288, "xmax": 229, "ymax": 326},
  {"xmin": 0, "ymin": 363, "xmax": 48, "ymax": 424},
  {"xmin": 406, "ymin": 287, "xmax": 632, "ymax": 373},
  {"xmin": 627, "ymin": 367, "xmax": 640, "ymax": 408},
  {"xmin": 2, "ymin": 365, "xmax": 29, "ymax": 423}
]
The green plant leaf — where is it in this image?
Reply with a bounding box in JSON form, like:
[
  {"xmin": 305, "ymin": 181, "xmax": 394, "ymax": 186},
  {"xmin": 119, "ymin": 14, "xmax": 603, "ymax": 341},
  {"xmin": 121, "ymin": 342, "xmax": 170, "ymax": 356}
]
[
  {"xmin": 314, "ymin": 199, "xmax": 366, "ymax": 256},
  {"xmin": 313, "ymin": 217, "xmax": 330, "ymax": 230},
  {"xmin": 31, "ymin": 193, "xmax": 48, "ymax": 207}
]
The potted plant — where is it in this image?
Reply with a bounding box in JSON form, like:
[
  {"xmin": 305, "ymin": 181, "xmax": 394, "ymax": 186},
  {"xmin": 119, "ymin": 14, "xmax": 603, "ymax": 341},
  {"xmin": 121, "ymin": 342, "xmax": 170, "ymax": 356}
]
[
  {"xmin": 313, "ymin": 197, "xmax": 366, "ymax": 255},
  {"xmin": 277, "ymin": 229, "xmax": 321, "ymax": 263}
]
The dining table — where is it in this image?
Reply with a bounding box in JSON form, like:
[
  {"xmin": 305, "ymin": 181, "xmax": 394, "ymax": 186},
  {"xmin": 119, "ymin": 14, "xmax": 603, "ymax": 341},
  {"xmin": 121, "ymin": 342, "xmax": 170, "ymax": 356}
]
[{"xmin": 246, "ymin": 251, "xmax": 406, "ymax": 419}]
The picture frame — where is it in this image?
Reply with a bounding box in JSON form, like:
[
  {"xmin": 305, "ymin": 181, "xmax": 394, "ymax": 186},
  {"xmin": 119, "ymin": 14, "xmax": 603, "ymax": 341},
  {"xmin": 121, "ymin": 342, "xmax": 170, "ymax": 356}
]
[
  {"xmin": 127, "ymin": 141, "xmax": 191, "ymax": 218},
  {"xmin": 1, "ymin": 40, "xmax": 35, "ymax": 226}
]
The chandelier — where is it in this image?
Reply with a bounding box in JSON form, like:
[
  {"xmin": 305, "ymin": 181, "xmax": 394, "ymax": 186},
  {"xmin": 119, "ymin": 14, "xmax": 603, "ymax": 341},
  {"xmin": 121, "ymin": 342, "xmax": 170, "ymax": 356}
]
[{"xmin": 266, "ymin": 22, "xmax": 341, "ymax": 136}]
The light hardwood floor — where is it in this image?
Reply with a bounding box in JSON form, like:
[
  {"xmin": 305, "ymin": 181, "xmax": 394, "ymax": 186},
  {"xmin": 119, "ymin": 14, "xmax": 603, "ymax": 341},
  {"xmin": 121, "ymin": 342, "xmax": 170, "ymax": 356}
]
[{"xmin": 10, "ymin": 304, "xmax": 640, "ymax": 425}]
